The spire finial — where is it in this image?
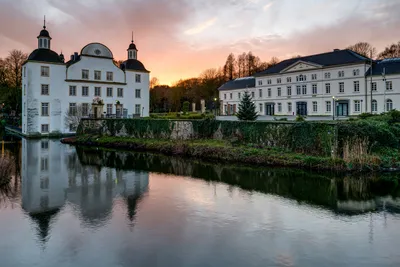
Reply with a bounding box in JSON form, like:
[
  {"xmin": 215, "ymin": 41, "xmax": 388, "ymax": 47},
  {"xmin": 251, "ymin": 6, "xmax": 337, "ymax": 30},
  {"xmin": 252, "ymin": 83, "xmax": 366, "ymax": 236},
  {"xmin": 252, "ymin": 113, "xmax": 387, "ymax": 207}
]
[
  {"xmin": 131, "ymin": 31, "xmax": 134, "ymax": 43},
  {"xmin": 43, "ymin": 15, "xmax": 46, "ymax": 29}
]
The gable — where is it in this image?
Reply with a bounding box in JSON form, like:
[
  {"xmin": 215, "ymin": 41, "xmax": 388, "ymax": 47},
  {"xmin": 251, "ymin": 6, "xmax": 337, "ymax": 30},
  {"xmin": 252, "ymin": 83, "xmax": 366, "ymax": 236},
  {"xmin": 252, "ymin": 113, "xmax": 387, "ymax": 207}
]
[{"xmin": 280, "ymin": 60, "xmax": 323, "ymax": 73}]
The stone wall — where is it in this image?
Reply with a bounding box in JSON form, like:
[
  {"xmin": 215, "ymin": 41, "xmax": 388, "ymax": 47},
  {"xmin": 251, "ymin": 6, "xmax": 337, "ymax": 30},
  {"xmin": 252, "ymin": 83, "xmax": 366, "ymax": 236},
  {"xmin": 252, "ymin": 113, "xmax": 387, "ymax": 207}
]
[{"xmin": 78, "ymin": 119, "xmax": 337, "ymax": 156}]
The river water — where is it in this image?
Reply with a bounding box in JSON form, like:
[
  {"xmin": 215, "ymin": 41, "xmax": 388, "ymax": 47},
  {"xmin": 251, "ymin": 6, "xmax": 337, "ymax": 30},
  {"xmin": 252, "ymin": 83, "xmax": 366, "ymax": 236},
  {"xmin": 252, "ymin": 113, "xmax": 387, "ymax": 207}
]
[{"xmin": 1, "ymin": 137, "xmax": 400, "ymax": 267}]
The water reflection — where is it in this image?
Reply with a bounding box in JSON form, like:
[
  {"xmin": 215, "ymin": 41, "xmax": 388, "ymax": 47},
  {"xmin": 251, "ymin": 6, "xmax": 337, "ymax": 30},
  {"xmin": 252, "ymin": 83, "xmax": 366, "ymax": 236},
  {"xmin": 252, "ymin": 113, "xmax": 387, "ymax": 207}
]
[
  {"xmin": 76, "ymin": 147, "xmax": 400, "ymax": 215},
  {"xmin": 20, "ymin": 139, "xmax": 149, "ymax": 244}
]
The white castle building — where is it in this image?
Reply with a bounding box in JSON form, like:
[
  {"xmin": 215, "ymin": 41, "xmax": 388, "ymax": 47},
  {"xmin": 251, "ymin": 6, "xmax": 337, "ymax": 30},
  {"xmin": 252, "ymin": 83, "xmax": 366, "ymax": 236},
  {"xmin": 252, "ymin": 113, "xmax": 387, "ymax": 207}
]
[
  {"xmin": 219, "ymin": 49, "xmax": 400, "ymax": 117},
  {"xmin": 22, "ymin": 22, "xmax": 150, "ymax": 136}
]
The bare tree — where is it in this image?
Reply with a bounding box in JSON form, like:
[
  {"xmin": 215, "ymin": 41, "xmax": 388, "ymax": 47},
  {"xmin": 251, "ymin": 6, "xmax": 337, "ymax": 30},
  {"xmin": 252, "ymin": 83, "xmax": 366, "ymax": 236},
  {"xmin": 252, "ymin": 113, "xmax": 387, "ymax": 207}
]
[
  {"xmin": 267, "ymin": 57, "xmax": 280, "ymax": 67},
  {"xmin": 378, "ymin": 41, "xmax": 400, "ymax": 59},
  {"xmin": 64, "ymin": 103, "xmax": 91, "ymax": 131},
  {"xmin": 5, "ymin": 50, "xmax": 28, "ymax": 89},
  {"xmin": 150, "ymin": 77, "xmax": 159, "ymax": 89},
  {"xmin": 223, "ymin": 53, "xmax": 236, "ymax": 81},
  {"xmin": 347, "ymin": 42, "xmax": 377, "ymax": 58},
  {"xmin": 113, "ymin": 59, "xmax": 125, "ymax": 68}
]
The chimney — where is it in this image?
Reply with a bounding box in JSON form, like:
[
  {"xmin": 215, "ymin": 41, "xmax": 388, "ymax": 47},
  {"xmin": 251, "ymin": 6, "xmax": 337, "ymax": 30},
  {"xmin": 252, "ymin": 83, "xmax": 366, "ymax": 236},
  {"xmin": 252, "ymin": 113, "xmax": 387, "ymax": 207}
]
[
  {"xmin": 70, "ymin": 55, "xmax": 74, "ymax": 61},
  {"xmin": 74, "ymin": 52, "xmax": 78, "ymax": 61}
]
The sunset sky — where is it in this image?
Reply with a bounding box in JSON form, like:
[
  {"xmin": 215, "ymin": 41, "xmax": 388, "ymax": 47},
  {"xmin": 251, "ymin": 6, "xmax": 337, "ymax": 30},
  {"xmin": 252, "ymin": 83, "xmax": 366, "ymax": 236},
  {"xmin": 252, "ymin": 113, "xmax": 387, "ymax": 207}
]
[{"xmin": 0, "ymin": 0, "xmax": 399, "ymax": 85}]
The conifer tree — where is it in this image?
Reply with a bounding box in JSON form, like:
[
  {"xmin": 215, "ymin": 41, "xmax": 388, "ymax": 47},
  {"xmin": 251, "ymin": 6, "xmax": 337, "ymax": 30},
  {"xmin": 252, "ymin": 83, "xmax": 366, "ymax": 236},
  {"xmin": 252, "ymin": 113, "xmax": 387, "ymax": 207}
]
[{"xmin": 236, "ymin": 91, "xmax": 258, "ymax": 121}]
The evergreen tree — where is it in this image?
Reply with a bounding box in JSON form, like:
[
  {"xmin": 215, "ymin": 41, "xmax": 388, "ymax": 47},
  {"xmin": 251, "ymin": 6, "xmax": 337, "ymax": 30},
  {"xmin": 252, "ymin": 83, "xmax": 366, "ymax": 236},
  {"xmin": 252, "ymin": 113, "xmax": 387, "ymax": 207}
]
[{"xmin": 236, "ymin": 92, "xmax": 258, "ymax": 121}]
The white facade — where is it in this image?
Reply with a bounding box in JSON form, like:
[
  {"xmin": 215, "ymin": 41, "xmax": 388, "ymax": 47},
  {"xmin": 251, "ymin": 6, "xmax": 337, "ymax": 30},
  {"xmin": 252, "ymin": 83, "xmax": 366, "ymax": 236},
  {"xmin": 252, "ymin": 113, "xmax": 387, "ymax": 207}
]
[
  {"xmin": 219, "ymin": 50, "xmax": 400, "ymax": 117},
  {"xmin": 22, "ymin": 26, "xmax": 150, "ymax": 136}
]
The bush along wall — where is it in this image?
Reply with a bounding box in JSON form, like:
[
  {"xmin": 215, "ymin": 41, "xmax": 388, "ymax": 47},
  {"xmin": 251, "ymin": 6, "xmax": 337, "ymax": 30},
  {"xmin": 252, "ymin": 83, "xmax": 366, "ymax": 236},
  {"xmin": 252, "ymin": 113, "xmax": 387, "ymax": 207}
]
[{"xmin": 78, "ymin": 119, "xmax": 337, "ymax": 156}]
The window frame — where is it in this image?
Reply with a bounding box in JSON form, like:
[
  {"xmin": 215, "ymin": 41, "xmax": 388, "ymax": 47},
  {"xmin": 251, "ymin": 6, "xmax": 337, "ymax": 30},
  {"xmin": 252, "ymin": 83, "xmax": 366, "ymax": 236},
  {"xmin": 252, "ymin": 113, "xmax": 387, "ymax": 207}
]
[
  {"xmin": 135, "ymin": 74, "xmax": 142, "ymax": 83},
  {"xmin": 82, "ymin": 69, "xmax": 89, "ymax": 80},
  {"xmin": 94, "ymin": 87, "xmax": 101, "ymax": 97},
  {"xmin": 82, "ymin": 86, "xmax": 89, "ymax": 97},
  {"xmin": 69, "ymin": 86, "xmax": 77, "ymax": 96},
  {"xmin": 41, "ymin": 124, "xmax": 49, "ymax": 133},
  {"xmin": 41, "ymin": 66, "xmax": 49, "ymax": 77},
  {"xmin": 106, "ymin": 71, "xmax": 113, "ymax": 81},
  {"xmin": 354, "ymin": 81, "xmax": 360, "ymax": 92},
  {"xmin": 41, "ymin": 84, "xmax": 49, "ymax": 95},
  {"xmin": 107, "ymin": 87, "xmax": 113, "ymax": 97},
  {"xmin": 339, "ymin": 82, "xmax": 344, "ymax": 93},
  {"xmin": 94, "ymin": 70, "xmax": 101, "ymax": 80},
  {"xmin": 118, "ymin": 88, "xmax": 124, "ymax": 98},
  {"xmin": 312, "ymin": 101, "xmax": 318, "ymax": 112},
  {"xmin": 41, "ymin": 102, "xmax": 49, "ymax": 116}
]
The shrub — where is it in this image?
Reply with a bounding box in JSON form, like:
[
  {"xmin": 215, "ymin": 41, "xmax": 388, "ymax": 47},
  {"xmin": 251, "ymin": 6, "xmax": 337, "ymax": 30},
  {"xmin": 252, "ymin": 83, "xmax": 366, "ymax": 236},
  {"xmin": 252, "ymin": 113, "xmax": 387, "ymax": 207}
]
[
  {"xmin": 0, "ymin": 157, "xmax": 12, "ymax": 186},
  {"xmin": 182, "ymin": 101, "xmax": 190, "ymax": 114},
  {"xmin": 295, "ymin": 115, "xmax": 305, "ymax": 122}
]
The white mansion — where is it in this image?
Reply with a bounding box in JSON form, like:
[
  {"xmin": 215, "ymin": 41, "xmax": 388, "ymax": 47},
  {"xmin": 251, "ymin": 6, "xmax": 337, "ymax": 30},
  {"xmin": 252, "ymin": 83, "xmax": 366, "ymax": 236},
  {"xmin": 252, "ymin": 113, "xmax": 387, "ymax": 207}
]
[
  {"xmin": 22, "ymin": 23, "xmax": 150, "ymax": 136},
  {"xmin": 218, "ymin": 49, "xmax": 400, "ymax": 117}
]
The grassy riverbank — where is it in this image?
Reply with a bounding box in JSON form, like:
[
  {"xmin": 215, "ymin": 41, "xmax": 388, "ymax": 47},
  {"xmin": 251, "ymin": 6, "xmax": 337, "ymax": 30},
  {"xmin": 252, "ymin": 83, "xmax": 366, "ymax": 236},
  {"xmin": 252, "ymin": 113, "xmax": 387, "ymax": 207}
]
[{"xmin": 63, "ymin": 135, "xmax": 370, "ymax": 172}]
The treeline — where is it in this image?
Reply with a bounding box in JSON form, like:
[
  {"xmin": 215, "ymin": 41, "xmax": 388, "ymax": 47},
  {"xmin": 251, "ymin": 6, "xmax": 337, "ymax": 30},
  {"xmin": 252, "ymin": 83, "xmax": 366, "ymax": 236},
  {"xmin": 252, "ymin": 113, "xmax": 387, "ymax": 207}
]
[
  {"xmin": 150, "ymin": 52, "xmax": 279, "ymax": 112},
  {"xmin": 0, "ymin": 50, "xmax": 28, "ymax": 115}
]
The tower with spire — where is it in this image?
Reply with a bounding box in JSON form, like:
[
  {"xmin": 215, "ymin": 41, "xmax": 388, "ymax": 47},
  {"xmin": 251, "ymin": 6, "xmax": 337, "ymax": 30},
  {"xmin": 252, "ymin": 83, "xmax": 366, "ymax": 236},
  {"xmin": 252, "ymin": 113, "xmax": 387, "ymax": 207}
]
[
  {"xmin": 37, "ymin": 16, "xmax": 51, "ymax": 49},
  {"xmin": 127, "ymin": 32, "xmax": 138, "ymax": 60}
]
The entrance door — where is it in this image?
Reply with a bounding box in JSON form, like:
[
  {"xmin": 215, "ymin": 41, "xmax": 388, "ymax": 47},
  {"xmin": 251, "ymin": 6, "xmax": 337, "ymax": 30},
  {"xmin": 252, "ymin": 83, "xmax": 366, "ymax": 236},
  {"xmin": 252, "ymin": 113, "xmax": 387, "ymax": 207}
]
[
  {"xmin": 296, "ymin": 102, "xmax": 307, "ymax": 116},
  {"xmin": 265, "ymin": 104, "xmax": 275, "ymax": 116},
  {"xmin": 337, "ymin": 103, "xmax": 349, "ymax": 116}
]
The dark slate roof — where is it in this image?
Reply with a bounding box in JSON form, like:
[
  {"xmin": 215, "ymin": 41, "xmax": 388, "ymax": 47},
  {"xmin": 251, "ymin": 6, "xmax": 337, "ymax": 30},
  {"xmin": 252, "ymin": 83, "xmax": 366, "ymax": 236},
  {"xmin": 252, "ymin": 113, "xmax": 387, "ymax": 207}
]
[
  {"xmin": 255, "ymin": 49, "xmax": 370, "ymax": 77},
  {"xmin": 27, "ymin": 49, "xmax": 64, "ymax": 63},
  {"xmin": 121, "ymin": 59, "xmax": 149, "ymax": 72},
  {"xmin": 218, "ymin": 77, "xmax": 255, "ymax": 91},
  {"xmin": 38, "ymin": 28, "xmax": 51, "ymax": 38},
  {"xmin": 366, "ymin": 58, "xmax": 400, "ymax": 76},
  {"xmin": 128, "ymin": 42, "xmax": 137, "ymax": 50}
]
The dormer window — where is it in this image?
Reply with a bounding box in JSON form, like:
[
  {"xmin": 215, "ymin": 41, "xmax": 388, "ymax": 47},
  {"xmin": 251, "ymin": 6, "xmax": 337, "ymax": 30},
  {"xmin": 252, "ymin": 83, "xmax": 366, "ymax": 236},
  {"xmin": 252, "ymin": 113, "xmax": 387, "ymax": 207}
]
[{"xmin": 296, "ymin": 74, "xmax": 306, "ymax": 82}]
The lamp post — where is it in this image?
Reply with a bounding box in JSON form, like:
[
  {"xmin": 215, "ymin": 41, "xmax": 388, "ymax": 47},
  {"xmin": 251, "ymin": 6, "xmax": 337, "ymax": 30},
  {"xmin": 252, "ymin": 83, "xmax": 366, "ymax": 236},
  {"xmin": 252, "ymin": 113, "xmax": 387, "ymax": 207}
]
[
  {"xmin": 332, "ymin": 96, "xmax": 336, "ymax": 121},
  {"xmin": 382, "ymin": 67, "xmax": 386, "ymax": 112},
  {"xmin": 214, "ymin": 97, "xmax": 217, "ymax": 116}
]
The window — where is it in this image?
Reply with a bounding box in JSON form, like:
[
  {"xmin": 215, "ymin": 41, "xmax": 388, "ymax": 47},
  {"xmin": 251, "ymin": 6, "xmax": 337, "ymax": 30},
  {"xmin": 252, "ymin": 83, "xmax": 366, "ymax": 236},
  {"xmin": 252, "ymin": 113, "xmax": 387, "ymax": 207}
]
[
  {"xmin": 94, "ymin": 70, "xmax": 101, "ymax": 80},
  {"xmin": 41, "ymin": 103, "xmax": 49, "ymax": 116},
  {"xmin": 95, "ymin": 87, "xmax": 101, "ymax": 97},
  {"xmin": 135, "ymin": 104, "xmax": 141, "ymax": 115},
  {"xmin": 372, "ymin": 82, "xmax": 377, "ymax": 91},
  {"xmin": 135, "ymin": 89, "xmax": 141, "ymax": 98},
  {"xmin": 287, "ymin": 86, "xmax": 292, "ymax": 96},
  {"xmin": 313, "ymin": 101, "xmax": 318, "ymax": 112},
  {"xmin": 277, "ymin": 87, "xmax": 281, "ymax": 97},
  {"xmin": 259, "ymin": 103, "xmax": 263, "ymax": 113},
  {"xmin": 372, "ymin": 100, "xmax": 377, "ymax": 112},
  {"xmin": 386, "ymin": 81, "xmax": 393, "ymax": 91},
  {"xmin": 82, "ymin": 69, "xmax": 89, "ymax": 79},
  {"xmin": 259, "ymin": 89, "xmax": 262, "ymax": 98},
  {"xmin": 302, "ymin": 84, "xmax": 307, "ymax": 95},
  {"xmin": 287, "ymin": 77, "xmax": 292, "ymax": 83},
  {"xmin": 268, "ymin": 88, "xmax": 271, "ymax": 97},
  {"xmin": 353, "ymin": 81, "xmax": 360, "ymax": 92},
  {"xmin": 41, "ymin": 66, "xmax": 49, "ymax": 77},
  {"xmin": 24, "ymin": 84, "xmax": 26, "ymax": 96},
  {"xmin": 238, "ymin": 92, "xmax": 241, "ymax": 99},
  {"xmin": 106, "ymin": 72, "xmax": 113, "ymax": 81},
  {"xmin": 107, "ymin": 104, "xmax": 113, "ymax": 115},
  {"xmin": 277, "ymin": 78, "xmax": 282, "ymax": 84},
  {"xmin": 311, "ymin": 74, "xmax": 317, "ymax": 80},
  {"xmin": 324, "ymin": 72, "xmax": 331, "ymax": 79},
  {"xmin": 386, "ymin": 99, "xmax": 393, "ymax": 111},
  {"xmin": 277, "ymin": 103, "xmax": 282, "ymax": 112},
  {"xmin": 353, "ymin": 69, "xmax": 360, "ymax": 76},
  {"xmin": 297, "ymin": 75, "xmax": 306, "ymax": 82},
  {"xmin": 82, "ymin": 86, "xmax": 89, "ymax": 96},
  {"xmin": 251, "ymin": 91, "xmax": 255, "ymax": 98},
  {"xmin": 267, "ymin": 79, "xmax": 272, "ymax": 85},
  {"xmin": 339, "ymin": 82, "xmax": 344, "ymax": 93},
  {"xmin": 258, "ymin": 80, "xmax": 263, "ymax": 86},
  {"xmin": 69, "ymin": 86, "xmax": 76, "ymax": 96},
  {"xmin": 82, "ymin": 103, "xmax": 89, "ymax": 116},
  {"xmin": 118, "ymin": 88, "xmax": 124, "ymax": 97},
  {"xmin": 40, "ymin": 158, "xmax": 49, "ymax": 171},
  {"xmin": 326, "ymin": 101, "xmax": 332, "ymax": 112},
  {"xmin": 224, "ymin": 94, "xmax": 226, "ymax": 100},
  {"xmin": 41, "ymin": 124, "xmax": 49, "ymax": 133},
  {"xmin": 338, "ymin": 71, "xmax": 345, "ymax": 78},
  {"xmin": 288, "ymin": 102, "xmax": 292, "ymax": 113},
  {"xmin": 296, "ymin": 85, "xmax": 301, "ymax": 95},
  {"xmin": 107, "ymin": 87, "xmax": 113, "ymax": 97},
  {"xmin": 23, "ymin": 67, "xmax": 26, "ymax": 77},
  {"xmin": 135, "ymin": 74, "xmax": 141, "ymax": 83},
  {"xmin": 354, "ymin": 100, "xmax": 361, "ymax": 112},
  {"xmin": 41, "ymin": 84, "xmax": 49, "ymax": 95},
  {"xmin": 41, "ymin": 141, "xmax": 49, "ymax": 150},
  {"xmin": 312, "ymin": 84, "xmax": 317, "ymax": 95},
  {"xmin": 69, "ymin": 103, "xmax": 77, "ymax": 115},
  {"xmin": 230, "ymin": 93, "xmax": 232, "ymax": 99},
  {"xmin": 325, "ymin": 83, "xmax": 331, "ymax": 94}
]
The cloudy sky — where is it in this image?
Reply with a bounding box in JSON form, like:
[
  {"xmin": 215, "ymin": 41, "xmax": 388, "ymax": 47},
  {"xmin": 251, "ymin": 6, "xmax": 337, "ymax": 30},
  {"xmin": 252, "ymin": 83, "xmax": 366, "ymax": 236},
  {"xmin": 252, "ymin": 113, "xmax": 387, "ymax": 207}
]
[{"xmin": 0, "ymin": 0, "xmax": 399, "ymax": 85}]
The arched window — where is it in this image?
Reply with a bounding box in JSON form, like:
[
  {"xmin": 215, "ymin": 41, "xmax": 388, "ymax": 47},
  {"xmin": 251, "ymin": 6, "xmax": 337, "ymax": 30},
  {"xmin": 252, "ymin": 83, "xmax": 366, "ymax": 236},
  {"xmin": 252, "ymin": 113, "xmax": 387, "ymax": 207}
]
[
  {"xmin": 43, "ymin": 39, "xmax": 47, "ymax": 48},
  {"xmin": 39, "ymin": 39, "xmax": 43, "ymax": 48},
  {"xmin": 372, "ymin": 100, "xmax": 377, "ymax": 112},
  {"xmin": 386, "ymin": 99, "xmax": 393, "ymax": 111}
]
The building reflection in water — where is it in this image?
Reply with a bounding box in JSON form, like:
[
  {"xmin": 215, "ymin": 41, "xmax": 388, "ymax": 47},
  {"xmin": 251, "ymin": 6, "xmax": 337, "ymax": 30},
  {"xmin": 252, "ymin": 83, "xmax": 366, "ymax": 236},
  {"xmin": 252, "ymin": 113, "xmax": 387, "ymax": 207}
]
[{"xmin": 20, "ymin": 139, "xmax": 149, "ymax": 243}]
